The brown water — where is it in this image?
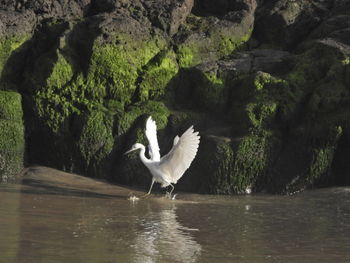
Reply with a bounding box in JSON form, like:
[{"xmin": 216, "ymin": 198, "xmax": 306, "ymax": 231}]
[{"xmin": 1, "ymin": 167, "xmax": 350, "ymax": 263}]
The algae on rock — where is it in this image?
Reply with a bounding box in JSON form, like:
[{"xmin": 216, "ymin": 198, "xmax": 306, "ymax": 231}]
[
  {"xmin": 1, "ymin": 0, "xmax": 350, "ymax": 195},
  {"xmin": 77, "ymin": 110, "xmax": 114, "ymax": 177},
  {"xmin": 176, "ymin": 14, "xmax": 254, "ymax": 68},
  {"xmin": 138, "ymin": 50, "xmax": 179, "ymax": 101},
  {"xmin": 0, "ymin": 91, "xmax": 25, "ymax": 182},
  {"xmin": 20, "ymin": 18, "xmax": 174, "ymax": 178},
  {"xmin": 86, "ymin": 34, "xmax": 167, "ymax": 104},
  {"xmin": 0, "ymin": 36, "xmax": 29, "ymax": 76}
]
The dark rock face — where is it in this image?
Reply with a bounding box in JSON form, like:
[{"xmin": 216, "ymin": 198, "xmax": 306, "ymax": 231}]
[
  {"xmin": 0, "ymin": 9, "xmax": 35, "ymax": 38},
  {"xmin": 143, "ymin": 0, "xmax": 194, "ymax": 36},
  {"xmin": 1, "ymin": 0, "xmax": 350, "ymax": 193},
  {"xmin": 175, "ymin": 0, "xmax": 257, "ymax": 67},
  {"xmin": 254, "ymin": 0, "xmax": 333, "ymax": 50}
]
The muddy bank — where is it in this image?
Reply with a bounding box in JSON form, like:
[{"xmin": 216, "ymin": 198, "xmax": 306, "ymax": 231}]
[{"xmin": 18, "ymin": 166, "xmax": 145, "ymax": 199}]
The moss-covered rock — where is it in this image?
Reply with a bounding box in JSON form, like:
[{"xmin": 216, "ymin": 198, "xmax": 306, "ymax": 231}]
[
  {"xmin": 176, "ymin": 14, "xmax": 254, "ymax": 68},
  {"xmin": 0, "ymin": 36, "xmax": 28, "ymax": 75},
  {"xmin": 183, "ymin": 135, "xmax": 234, "ymax": 194},
  {"xmin": 226, "ymin": 71, "xmax": 292, "ymax": 133},
  {"xmin": 2, "ymin": 0, "xmax": 350, "ymax": 195},
  {"xmin": 0, "ymin": 35, "xmax": 30, "ymax": 91},
  {"xmin": 254, "ymin": 0, "xmax": 331, "ymax": 49},
  {"xmin": 77, "ymin": 110, "xmax": 114, "ymax": 177},
  {"xmin": 0, "ymin": 91, "xmax": 24, "ymax": 182},
  {"xmin": 118, "ymin": 101, "xmax": 169, "ymax": 136},
  {"xmin": 34, "ymin": 52, "xmax": 78, "ymax": 132},
  {"xmin": 176, "ymin": 0, "xmax": 257, "ymax": 68},
  {"xmin": 231, "ymin": 129, "xmax": 275, "ymax": 193},
  {"xmin": 138, "ymin": 50, "xmax": 179, "ymax": 101},
  {"xmin": 264, "ymin": 125, "xmax": 344, "ymax": 194},
  {"xmin": 87, "ymin": 34, "xmax": 167, "ymax": 104},
  {"xmin": 14, "ymin": 16, "xmax": 175, "ymax": 178},
  {"xmin": 168, "ymin": 66, "xmax": 227, "ymax": 113},
  {"xmin": 179, "ymin": 128, "xmax": 276, "ymax": 194},
  {"xmin": 307, "ymin": 126, "xmax": 343, "ymax": 185}
]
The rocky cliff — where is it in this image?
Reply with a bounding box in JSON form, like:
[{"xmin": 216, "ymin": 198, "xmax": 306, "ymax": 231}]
[{"xmin": 1, "ymin": 0, "xmax": 350, "ymax": 194}]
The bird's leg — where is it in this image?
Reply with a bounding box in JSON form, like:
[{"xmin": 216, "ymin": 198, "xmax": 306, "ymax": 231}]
[
  {"xmin": 147, "ymin": 179, "xmax": 155, "ymax": 195},
  {"xmin": 142, "ymin": 178, "xmax": 155, "ymax": 197},
  {"xmin": 168, "ymin": 183, "xmax": 175, "ymax": 199}
]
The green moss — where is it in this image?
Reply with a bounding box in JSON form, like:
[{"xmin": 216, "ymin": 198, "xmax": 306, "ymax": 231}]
[
  {"xmin": 308, "ymin": 81, "xmax": 348, "ymax": 116},
  {"xmin": 254, "ymin": 72, "xmax": 272, "ymax": 91},
  {"xmin": 25, "ymin": 27, "xmax": 177, "ymax": 180},
  {"xmin": 78, "ymin": 110, "xmax": 114, "ymax": 176},
  {"xmin": 218, "ymin": 29, "xmax": 252, "ymax": 57},
  {"xmin": 246, "ymin": 102, "xmax": 277, "ymax": 128},
  {"xmin": 198, "ymin": 71, "xmax": 226, "ymax": 112},
  {"xmin": 208, "ymin": 138, "xmax": 235, "ymax": 194},
  {"xmin": 237, "ymin": 72, "xmax": 291, "ymax": 128},
  {"xmin": 46, "ymin": 52, "xmax": 73, "ymax": 88},
  {"xmin": 186, "ymin": 135, "xmax": 235, "ymax": 194},
  {"xmin": 87, "ymin": 44, "xmax": 136, "ymax": 102},
  {"xmin": 167, "ymin": 110, "xmax": 209, "ymax": 131},
  {"xmin": 0, "ymin": 91, "xmax": 23, "ymax": 121},
  {"xmin": 0, "ymin": 36, "xmax": 29, "ymax": 76},
  {"xmin": 87, "ymin": 35, "xmax": 167, "ymax": 103},
  {"xmin": 203, "ymin": 129, "xmax": 273, "ymax": 194},
  {"xmin": 232, "ymin": 129, "xmax": 271, "ymax": 193},
  {"xmin": 32, "ymin": 31, "xmax": 168, "ymax": 133},
  {"xmin": 253, "ymin": 72, "xmax": 287, "ymax": 91},
  {"xmin": 0, "ymin": 91, "xmax": 24, "ymax": 182},
  {"xmin": 176, "ymin": 16, "xmax": 252, "ymax": 68},
  {"xmin": 286, "ymin": 43, "xmax": 350, "ymax": 125},
  {"xmin": 172, "ymin": 68, "xmax": 227, "ymax": 113},
  {"xmin": 307, "ymin": 126, "xmax": 342, "ymax": 184},
  {"xmin": 139, "ymin": 50, "xmax": 179, "ymax": 101},
  {"xmin": 204, "ymin": 71, "xmax": 224, "ymax": 85},
  {"xmin": 342, "ymin": 57, "xmax": 350, "ymax": 65},
  {"xmin": 0, "ymin": 120, "xmax": 24, "ymax": 152},
  {"xmin": 34, "ymin": 53, "xmax": 79, "ymax": 132},
  {"xmin": 309, "ymin": 148, "xmax": 333, "ymax": 183},
  {"xmin": 118, "ymin": 101, "xmax": 169, "ymax": 135},
  {"xmin": 177, "ymin": 46, "xmax": 195, "ymax": 68},
  {"xmin": 286, "ymin": 43, "xmax": 344, "ymax": 89}
]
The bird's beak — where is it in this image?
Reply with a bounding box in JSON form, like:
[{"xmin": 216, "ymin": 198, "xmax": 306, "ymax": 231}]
[{"xmin": 124, "ymin": 148, "xmax": 136, "ymax": 155}]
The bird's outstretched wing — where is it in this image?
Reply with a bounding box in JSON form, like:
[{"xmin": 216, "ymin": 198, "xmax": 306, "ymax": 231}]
[
  {"xmin": 145, "ymin": 116, "xmax": 160, "ymax": 161},
  {"xmin": 159, "ymin": 126, "xmax": 200, "ymax": 183}
]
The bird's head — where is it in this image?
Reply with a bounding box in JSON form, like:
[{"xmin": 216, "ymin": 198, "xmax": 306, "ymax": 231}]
[{"xmin": 124, "ymin": 143, "xmax": 143, "ymax": 155}]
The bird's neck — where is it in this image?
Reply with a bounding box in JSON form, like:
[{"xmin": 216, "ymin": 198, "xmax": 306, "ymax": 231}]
[{"xmin": 138, "ymin": 144, "xmax": 151, "ymax": 164}]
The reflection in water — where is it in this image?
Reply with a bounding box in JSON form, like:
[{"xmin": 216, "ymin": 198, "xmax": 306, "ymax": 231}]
[{"xmin": 133, "ymin": 204, "xmax": 201, "ymax": 263}]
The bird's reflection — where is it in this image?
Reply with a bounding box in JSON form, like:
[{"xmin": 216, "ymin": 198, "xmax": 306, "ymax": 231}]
[{"xmin": 133, "ymin": 203, "xmax": 201, "ymax": 263}]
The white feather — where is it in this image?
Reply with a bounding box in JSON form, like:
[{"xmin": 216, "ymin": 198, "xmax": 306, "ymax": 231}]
[
  {"xmin": 159, "ymin": 126, "xmax": 200, "ymax": 184},
  {"xmin": 145, "ymin": 116, "xmax": 160, "ymax": 161}
]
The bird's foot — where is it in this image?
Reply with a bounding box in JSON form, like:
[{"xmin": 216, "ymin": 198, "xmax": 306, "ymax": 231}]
[{"xmin": 165, "ymin": 192, "xmax": 177, "ymax": 200}]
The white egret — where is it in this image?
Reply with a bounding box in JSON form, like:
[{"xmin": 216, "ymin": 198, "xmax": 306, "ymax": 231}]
[{"xmin": 125, "ymin": 116, "xmax": 200, "ymax": 198}]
